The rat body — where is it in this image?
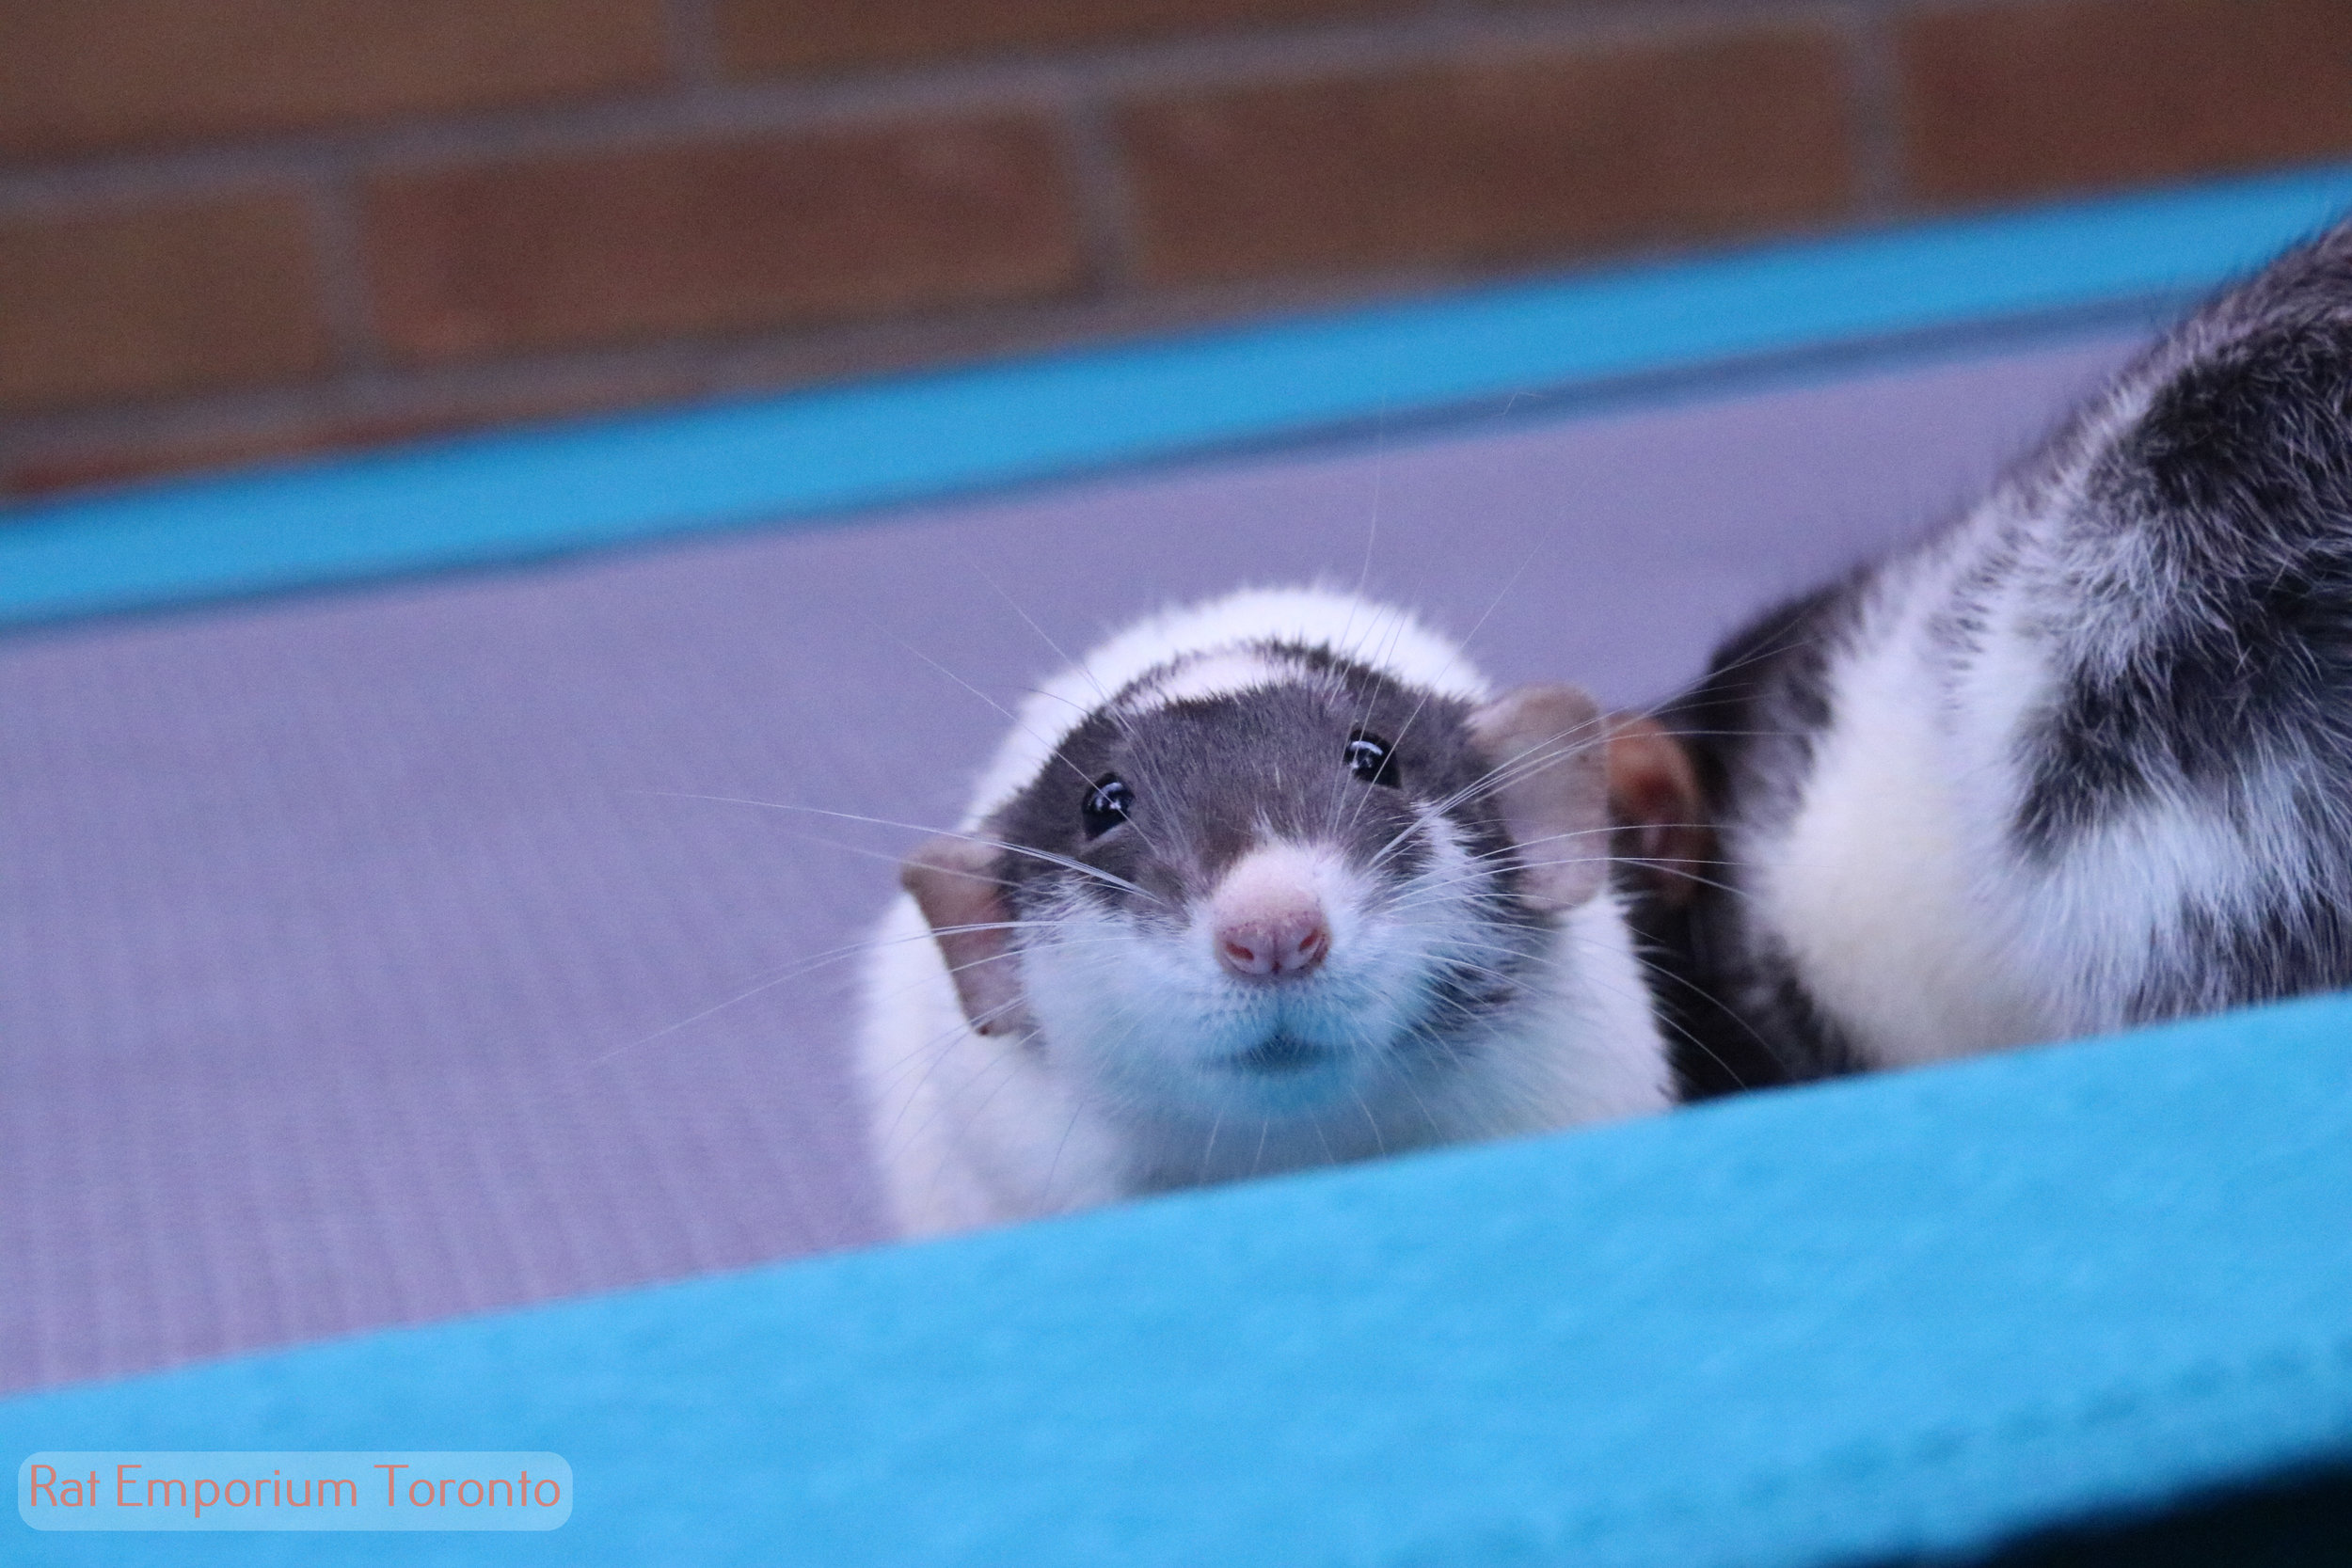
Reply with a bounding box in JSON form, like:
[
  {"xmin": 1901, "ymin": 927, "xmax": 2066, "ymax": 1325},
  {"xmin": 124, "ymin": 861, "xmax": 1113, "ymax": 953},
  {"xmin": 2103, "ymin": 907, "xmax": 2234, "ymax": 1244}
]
[
  {"xmin": 1644, "ymin": 220, "xmax": 2352, "ymax": 1083},
  {"xmin": 858, "ymin": 586, "xmax": 1675, "ymax": 1235}
]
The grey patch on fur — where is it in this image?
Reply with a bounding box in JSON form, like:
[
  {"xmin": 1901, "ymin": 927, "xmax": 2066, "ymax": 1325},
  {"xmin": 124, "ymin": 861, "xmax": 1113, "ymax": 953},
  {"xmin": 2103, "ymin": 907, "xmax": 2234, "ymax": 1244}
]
[
  {"xmin": 986, "ymin": 642, "xmax": 1558, "ymax": 1051},
  {"xmin": 1642, "ymin": 581, "xmax": 1870, "ymax": 1085},
  {"xmin": 1651, "ymin": 218, "xmax": 2352, "ymax": 1078}
]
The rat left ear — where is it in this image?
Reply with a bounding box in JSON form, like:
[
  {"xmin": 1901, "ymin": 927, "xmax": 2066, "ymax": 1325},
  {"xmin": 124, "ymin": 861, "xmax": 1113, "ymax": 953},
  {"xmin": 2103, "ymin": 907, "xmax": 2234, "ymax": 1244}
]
[
  {"xmin": 1468, "ymin": 684, "xmax": 1611, "ymax": 912},
  {"xmin": 1604, "ymin": 714, "xmax": 1712, "ymax": 909}
]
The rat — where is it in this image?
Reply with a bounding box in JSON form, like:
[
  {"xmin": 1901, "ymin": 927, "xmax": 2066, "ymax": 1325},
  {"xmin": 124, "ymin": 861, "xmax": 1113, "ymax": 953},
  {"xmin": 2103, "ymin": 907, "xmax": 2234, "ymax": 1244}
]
[
  {"xmin": 855, "ymin": 585, "xmax": 1684, "ymax": 1235},
  {"xmin": 1622, "ymin": 218, "xmax": 2352, "ymax": 1085}
]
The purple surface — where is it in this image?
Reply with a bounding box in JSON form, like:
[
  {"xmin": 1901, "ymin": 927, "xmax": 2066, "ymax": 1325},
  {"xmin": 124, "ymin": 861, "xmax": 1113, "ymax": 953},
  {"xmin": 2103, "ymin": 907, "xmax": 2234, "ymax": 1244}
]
[{"xmin": 0, "ymin": 332, "xmax": 2137, "ymax": 1394}]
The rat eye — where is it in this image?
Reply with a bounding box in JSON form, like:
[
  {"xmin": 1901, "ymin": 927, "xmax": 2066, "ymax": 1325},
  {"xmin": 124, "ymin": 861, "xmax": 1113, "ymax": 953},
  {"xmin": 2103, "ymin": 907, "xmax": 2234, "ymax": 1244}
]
[
  {"xmin": 1346, "ymin": 733, "xmax": 1400, "ymax": 788},
  {"xmin": 1081, "ymin": 775, "xmax": 1132, "ymax": 838}
]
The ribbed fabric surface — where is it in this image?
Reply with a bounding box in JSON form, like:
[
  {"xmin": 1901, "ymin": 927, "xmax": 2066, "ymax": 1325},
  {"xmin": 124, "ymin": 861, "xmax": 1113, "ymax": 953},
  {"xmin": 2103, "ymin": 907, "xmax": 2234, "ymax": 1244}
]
[
  {"xmin": 0, "ymin": 331, "xmax": 2135, "ymax": 1393},
  {"xmin": 4, "ymin": 994, "xmax": 2346, "ymax": 1566}
]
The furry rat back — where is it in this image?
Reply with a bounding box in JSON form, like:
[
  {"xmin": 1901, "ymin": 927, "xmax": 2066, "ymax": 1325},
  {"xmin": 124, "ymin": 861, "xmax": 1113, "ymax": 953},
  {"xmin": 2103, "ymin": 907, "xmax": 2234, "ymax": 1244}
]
[{"xmin": 1651, "ymin": 220, "xmax": 2352, "ymax": 1080}]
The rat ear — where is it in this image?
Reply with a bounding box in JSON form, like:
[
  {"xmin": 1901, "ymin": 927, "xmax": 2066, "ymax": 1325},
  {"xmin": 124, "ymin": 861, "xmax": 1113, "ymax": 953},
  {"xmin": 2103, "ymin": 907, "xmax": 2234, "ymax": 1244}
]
[
  {"xmin": 900, "ymin": 836, "xmax": 1031, "ymax": 1037},
  {"xmin": 1605, "ymin": 714, "xmax": 1713, "ymax": 910},
  {"xmin": 1468, "ymin": 684, "xmax": 1611, "ymax": 913}
]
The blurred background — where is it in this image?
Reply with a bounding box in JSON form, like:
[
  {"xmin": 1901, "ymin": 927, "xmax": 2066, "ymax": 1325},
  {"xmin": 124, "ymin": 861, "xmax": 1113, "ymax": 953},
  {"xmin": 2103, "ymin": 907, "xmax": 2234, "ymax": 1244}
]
[{"xmin": 4, "ymin": 0, "xmax": 2350, "ymax": 504}]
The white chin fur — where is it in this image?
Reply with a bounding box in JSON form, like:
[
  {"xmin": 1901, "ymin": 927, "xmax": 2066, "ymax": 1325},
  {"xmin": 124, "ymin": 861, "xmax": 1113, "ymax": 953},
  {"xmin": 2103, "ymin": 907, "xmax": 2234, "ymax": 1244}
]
[
  {"xmin": 1021, "ymin": 844, "xmax": 1433, "ymax": 1120},
  {"xmin": 857, "ymin": 827, "xmax": 1674, "ymax": 1238}
]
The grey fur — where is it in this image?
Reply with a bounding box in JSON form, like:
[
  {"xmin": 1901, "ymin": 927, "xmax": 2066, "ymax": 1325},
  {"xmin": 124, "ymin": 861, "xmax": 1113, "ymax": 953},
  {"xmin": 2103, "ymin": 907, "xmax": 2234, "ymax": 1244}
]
[
  {"xmin": 1650, "ymin": 219, "xmax": 2352, "ymax": 1081},
  {"xmin": 987, "ymin": 643, "xmax": 1558, "ymax": 1059}
]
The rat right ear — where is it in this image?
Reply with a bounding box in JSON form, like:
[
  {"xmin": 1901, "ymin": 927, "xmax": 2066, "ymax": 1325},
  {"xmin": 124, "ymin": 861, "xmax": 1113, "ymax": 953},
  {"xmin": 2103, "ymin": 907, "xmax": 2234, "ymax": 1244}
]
[{"xmin": 900, "ymin": 836, "xmax": 1031, "ymax": 1037}]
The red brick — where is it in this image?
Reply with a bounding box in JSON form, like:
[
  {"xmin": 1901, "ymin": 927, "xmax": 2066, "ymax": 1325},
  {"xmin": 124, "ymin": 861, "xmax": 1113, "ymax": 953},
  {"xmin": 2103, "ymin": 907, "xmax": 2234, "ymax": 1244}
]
[
  {"xmin": 7, "ymin": 416, "xmax": 466, "ymax": 499},
  {"xmin": 1117, "ymin": 25, "xmax": 1857, "ymax": 288},
  {"xmin": 4, "ymin": 280, "xmax": 1329, "ymax": 501},
  {"xmin": 715, "ymin": 0, "xmax": 1411, "ymax": 76},
  {"xmin": 3, "ymin": 364, "xmax": 739, "ymax": 499},
  {"xmin": 0, "ymin": 194, "xmax": 334, "ymax": 414},
  {"xmin": 361, "ymin": 120, "xmax": 1088, "ymax": 363},
  {"xmin": 7, "ymin": 400, "xmax": 608, "ymax": 499},
  {"xmin": 0, "ymin": 0, "xmax": 670, "ymax": 159},
  {"xmin": 1899, "ymin": 0, "xmax": 2352, "ymax": 206}
]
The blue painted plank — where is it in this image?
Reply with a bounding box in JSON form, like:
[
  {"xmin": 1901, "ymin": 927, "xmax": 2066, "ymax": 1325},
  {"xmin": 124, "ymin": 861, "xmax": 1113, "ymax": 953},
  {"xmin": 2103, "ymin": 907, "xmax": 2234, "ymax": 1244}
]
[
  {"xmin": 7, "ymin": 165, "xmax": 2352, "ymax": 627},
  {"xmin": 5, "ymin": 993, "xmax": 2349, "ymax": 1565}
]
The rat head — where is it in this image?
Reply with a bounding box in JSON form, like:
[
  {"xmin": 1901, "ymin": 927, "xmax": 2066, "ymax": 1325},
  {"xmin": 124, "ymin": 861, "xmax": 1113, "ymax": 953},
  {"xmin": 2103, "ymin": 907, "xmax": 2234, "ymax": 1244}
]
[{"xmin": 900, "ymin": 639, "xmax": 1626, "ymax": 1124}]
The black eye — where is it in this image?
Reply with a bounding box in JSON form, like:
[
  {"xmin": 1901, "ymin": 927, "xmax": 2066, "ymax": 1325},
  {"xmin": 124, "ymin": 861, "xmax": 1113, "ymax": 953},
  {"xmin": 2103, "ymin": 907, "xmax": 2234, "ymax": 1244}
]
[
  {"xmin": 1081, "ymin": 775, "xmax": 1132, "ymax": 838},
  {"xmin": 1346, "ymin": 733, "xmax": 1400, "ymax": 787}
]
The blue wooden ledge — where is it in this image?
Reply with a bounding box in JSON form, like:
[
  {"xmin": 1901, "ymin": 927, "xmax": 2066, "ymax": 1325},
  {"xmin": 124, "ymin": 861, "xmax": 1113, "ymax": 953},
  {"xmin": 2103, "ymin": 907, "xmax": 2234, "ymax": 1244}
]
[{"xmin": 5, "ymin": 992, "xmax": 2347, "ymax": 1565}]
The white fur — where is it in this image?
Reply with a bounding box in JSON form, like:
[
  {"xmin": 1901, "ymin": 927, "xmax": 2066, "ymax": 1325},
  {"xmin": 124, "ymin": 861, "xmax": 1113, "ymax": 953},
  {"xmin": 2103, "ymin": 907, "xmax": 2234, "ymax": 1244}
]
[
  {"xmin": 858, "ymin": 586, "xmax": 1669, "ymax": 1236},
  {"xmin": 1754, "ymin": 377, "xmax": 2302, "ymax": 1068},
  {"xmin": 1754, "ymin": 554, "xmax": 2055, "ymax": 1062}
]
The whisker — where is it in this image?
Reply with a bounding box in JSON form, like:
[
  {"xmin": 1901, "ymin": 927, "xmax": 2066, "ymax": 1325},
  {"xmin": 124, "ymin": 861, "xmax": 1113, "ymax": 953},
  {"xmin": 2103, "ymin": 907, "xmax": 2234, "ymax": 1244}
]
[
  {"xmin": 1364, "ymin": 714, "xmax": 1617, "ymax": 875},
  {"xmin": 876, "ymin": 619, "xmax": 1171, "ymax": 861},
  {"xmin": 882, "ymin": 991, "xmax": 1032, "ymax": 1158},
  {"xmin": 1198, "ymin": 1103, "xmax": 1226, "ymax": 1179},
  {"xmin": 1565, "ymin": 958, "xmax": 1759, "ymax": 1097},
  {"xmin": 631, "ymin": 789, "xmax": 1166, "ymax": 903},
  {"xmin": 1351, "ymin": 1088, "xmax": 1388, "ymax": 1158},
  {"xmin": 1614, "ymin": 946, "xmax": 1789, "ymax": 1085},
  {"xmin": 904, "ymin": 1011, "xmax": 1038, "ymax": 1164},
  {"xmin": 1333, "ymin": 554, "xmax": 1538, "ymax": 847},
  {"xmin": 596, "ymin": 918, "xmax": 1050, "ymax": 1065}
]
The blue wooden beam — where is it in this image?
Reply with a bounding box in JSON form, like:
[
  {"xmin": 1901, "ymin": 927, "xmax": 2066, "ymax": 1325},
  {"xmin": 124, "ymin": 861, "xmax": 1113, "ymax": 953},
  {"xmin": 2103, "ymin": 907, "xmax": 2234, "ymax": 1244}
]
[{"xmin": 7, "ymin": 993, "xmax": 2348, "ymax": 1564}]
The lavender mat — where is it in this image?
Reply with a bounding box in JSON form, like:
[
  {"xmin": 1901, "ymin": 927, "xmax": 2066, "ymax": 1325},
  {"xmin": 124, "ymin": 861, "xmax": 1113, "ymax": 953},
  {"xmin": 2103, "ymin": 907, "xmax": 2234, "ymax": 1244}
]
[{"xmin": 0, "ymin": 333, "xmax": 2137, "ymax": 1393}]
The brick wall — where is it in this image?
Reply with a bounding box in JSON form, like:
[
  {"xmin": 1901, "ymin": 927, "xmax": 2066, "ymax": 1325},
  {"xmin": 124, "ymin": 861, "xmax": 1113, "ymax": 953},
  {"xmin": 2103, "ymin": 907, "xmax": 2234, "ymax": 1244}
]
[{"xmin": 5, "ymin": 0, "xmax": 2351, "ymax": 500}]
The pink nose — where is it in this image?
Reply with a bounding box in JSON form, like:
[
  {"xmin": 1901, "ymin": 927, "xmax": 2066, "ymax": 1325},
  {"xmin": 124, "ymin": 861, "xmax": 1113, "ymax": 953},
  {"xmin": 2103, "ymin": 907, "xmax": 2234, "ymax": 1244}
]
[{"xmin": 1216, "ymin": 907, "xmax": 1330, "ymax": 979}]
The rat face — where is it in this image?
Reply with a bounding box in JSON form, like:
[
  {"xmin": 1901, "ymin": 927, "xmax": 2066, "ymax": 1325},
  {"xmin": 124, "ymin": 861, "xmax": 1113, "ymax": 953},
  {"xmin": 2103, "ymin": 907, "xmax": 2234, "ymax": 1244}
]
[
  {"xmin": 899, "ymin": 643, "xmax": 1621, "ymax": 1127},
  {"xmin": 1008, "ymin": 673, "xmax": 1530, "ymax": 1117}
]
